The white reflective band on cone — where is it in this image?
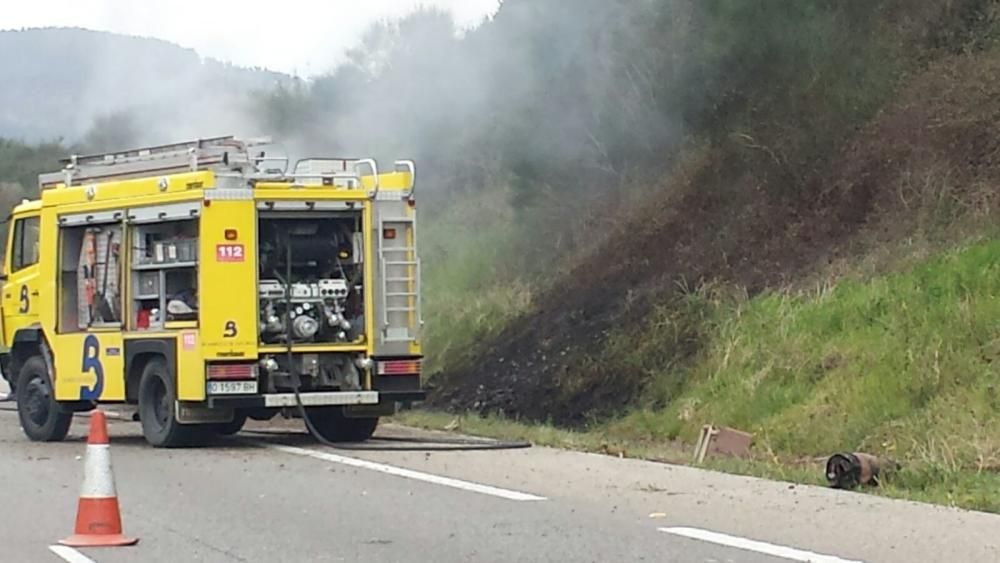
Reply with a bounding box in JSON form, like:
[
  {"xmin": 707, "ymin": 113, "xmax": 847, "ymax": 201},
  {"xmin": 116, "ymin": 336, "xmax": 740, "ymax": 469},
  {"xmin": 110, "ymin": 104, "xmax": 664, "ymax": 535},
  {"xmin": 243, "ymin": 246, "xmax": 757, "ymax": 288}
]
[{"xmin": 79, "ymin": 444, "xmax": 117, "ymax": 498}]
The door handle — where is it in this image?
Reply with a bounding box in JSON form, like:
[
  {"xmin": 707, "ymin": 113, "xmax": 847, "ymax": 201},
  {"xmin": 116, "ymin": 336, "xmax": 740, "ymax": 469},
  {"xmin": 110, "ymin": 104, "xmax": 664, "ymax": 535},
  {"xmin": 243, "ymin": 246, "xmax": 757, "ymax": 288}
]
[{"xmin": 31, "ymin": 291, "xmax": 39, "ymax": 296}]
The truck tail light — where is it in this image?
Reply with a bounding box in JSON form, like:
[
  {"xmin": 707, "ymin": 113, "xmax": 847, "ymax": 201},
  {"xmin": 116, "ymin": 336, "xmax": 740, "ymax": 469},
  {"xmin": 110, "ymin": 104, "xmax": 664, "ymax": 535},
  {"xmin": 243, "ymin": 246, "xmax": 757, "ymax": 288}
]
[
  {"xmin": 377, "ymin": 359, "xmax": 422, "ymax": 376},
  {"xmin": 206, "ymin": 363, "xmax": 258, "ymax": 380}
]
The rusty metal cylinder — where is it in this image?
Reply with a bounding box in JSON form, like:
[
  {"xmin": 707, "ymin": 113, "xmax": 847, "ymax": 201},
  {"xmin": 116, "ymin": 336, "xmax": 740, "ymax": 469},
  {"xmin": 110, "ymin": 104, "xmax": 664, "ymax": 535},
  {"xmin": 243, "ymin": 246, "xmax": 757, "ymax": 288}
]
[{"xmin": 825, "ymin": 452, "xmax": 887, "ymax": 489}]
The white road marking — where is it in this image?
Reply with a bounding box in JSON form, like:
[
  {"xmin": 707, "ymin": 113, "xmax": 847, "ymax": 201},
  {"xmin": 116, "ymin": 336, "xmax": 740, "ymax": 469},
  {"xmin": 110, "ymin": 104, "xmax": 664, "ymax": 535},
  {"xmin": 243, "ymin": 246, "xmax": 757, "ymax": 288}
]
[
  {"xmin": 660, "ymin": 527, "xmax": 864, "ymax": 563},
  {"xmin": 266, "ymin": 443, "xmax": 547, "ymax": 502},
  {"xmin": 49, "ymin": 545, "xmax": 97, "ymax": 563}
]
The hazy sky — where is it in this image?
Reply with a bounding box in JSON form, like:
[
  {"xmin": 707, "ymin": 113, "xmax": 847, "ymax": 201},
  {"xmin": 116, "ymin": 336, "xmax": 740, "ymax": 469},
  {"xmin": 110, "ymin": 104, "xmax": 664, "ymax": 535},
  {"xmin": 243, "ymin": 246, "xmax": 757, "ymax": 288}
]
[{"xmin": 0, "ymin": 0, "xmax": 501, "ymax": 77}]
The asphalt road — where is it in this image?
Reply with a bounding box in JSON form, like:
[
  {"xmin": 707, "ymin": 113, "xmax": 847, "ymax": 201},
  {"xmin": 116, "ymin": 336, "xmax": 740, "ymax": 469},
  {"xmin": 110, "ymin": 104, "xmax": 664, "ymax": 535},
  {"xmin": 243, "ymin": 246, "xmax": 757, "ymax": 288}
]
[{"xmin": 1, "ymin": 383, "xmax": 999, "ymax": 562}]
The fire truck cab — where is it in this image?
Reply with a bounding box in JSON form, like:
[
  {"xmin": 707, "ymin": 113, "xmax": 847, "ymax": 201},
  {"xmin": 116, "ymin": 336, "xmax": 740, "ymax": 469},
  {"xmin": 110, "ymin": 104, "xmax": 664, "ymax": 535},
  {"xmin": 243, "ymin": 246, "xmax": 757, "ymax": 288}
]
[{"xmin": 0, "ymin": 136, "xmax": 424, "ymax": 447}]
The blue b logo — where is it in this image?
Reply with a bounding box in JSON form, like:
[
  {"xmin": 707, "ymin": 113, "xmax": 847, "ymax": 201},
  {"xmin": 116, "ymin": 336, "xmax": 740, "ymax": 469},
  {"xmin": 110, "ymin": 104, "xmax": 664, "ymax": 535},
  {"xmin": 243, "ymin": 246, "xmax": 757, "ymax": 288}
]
[{"xmin": 80, "ymin": 334, "xmax": 104, "ymax": 401}]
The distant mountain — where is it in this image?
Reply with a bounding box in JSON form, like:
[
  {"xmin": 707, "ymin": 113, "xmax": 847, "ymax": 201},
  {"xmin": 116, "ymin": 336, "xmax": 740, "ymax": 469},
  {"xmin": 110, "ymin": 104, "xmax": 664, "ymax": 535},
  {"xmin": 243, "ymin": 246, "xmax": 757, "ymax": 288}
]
[{"xmin": 0, "ymin": 27, "xmax": 294, "ymax": 144}]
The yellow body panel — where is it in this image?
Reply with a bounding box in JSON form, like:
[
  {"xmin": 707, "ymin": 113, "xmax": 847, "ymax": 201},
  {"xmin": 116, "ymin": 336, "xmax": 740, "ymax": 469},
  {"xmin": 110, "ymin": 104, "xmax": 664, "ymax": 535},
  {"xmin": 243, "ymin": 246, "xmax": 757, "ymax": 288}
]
[
  {"xmin": 52, "ymin": 332, "xmax": 126, "ymax": 401},
  {"xmin": 42, "ymin": 172, "xmax": 214, "ymax": 207},
  {"xmin": 118, "ymin": 331, "xmax": 204, "ymax": 401},
  {"xmin": 9, "ymin": 199, "xmax": 42, "ymax": 214},
  {"xmin": 37, "ymin": 206, "xmax": 58, "ymax": 338},
  {"xmin": 198, "ymin": 198, "xmax": 259, "ymax": 362},
  {"xmin": 254, "ymin": 169, "xmax": 412, "ymax": 193},
  {"xmin": 363, "ymin": 201, "xmax": 375, "ymax": 389},
  {"xmin": 362, "ymin": 171, "xmax": 414, "ymax": 191},
  {"xmin": 364, "ymin": 202, "xmax": 376, "ymax": 337},
  {"xmin": 176, "ymin": 330, "xmax": 204, "ymax": 401}
]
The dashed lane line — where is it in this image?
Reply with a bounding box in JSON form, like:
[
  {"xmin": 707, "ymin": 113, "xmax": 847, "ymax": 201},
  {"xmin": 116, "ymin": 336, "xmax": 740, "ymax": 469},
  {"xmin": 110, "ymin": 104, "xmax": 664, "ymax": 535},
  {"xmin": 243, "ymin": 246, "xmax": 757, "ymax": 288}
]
[
  {"xmin": 264, "ymin": 442, "xmax": 547, "ymax": 502},
  {"xmin": 659, "ymin": 527, "xmax": 864, "ymax": 563}
]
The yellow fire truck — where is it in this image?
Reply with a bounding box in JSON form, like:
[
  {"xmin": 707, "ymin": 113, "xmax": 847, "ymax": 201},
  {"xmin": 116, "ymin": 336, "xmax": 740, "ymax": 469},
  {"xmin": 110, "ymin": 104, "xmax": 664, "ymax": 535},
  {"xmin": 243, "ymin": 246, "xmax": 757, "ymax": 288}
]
[{"xmin": 0, "ymin": 136, "xmax": 424, "ymax": 447}]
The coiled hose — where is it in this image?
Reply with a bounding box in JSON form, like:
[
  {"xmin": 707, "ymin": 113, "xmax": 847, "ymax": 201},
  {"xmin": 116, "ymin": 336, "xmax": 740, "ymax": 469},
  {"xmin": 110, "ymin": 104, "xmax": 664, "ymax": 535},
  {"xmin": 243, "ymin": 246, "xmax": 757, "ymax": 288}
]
[{"xmin": 274, "ymin": 234, "xmax": 531, "ymax": 453}]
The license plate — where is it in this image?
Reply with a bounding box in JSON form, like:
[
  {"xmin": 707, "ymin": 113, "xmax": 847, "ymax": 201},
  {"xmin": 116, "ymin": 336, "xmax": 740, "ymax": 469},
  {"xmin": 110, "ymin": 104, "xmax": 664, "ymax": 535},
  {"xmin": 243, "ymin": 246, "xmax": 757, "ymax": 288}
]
[{"xmin": 207, "ymin": 380, "xmax": 258, "ymax": 395}]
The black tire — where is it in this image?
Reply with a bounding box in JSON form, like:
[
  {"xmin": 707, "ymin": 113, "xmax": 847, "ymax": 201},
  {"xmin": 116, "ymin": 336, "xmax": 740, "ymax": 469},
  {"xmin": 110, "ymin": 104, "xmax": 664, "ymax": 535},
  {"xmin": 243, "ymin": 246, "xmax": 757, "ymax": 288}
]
[
  {"xmin": 16, "ymin": 356, "xmax": 72, "ymax": 442},
  {"xmin": 137, "ymin": 358, "xmax": 195, "ymax": 448},
  {"xmin": 247, "ymin": 409, "xmax": 278, "ymax": 422},
  {"xmin": 210, "ymin": 411, "xmax": 248, "ymax": 436},
  {"xmin": 308, "ymin": 407, "xmax": 378, "ymax": 442}
]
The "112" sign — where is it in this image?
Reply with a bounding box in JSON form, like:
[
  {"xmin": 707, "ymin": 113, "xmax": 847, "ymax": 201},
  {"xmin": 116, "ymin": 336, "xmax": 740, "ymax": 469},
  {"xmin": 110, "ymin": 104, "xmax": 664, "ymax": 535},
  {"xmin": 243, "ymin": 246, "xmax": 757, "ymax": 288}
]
[{"xmin": 216, "ymin": 244, "xmax": 245, "ymax": 262}]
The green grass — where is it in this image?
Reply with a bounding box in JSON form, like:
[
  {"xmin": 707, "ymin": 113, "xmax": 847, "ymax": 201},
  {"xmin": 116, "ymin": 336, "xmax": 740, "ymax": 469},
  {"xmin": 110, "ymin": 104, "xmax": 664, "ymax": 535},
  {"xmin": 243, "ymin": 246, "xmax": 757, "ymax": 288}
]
[
  {"xmin": 407, "ymin": 238, "xmax": 1000, "ymax": 512},
  {"xmin": 419, "ymin": 193, "xmax": 535, "ymax": 375},
  {"xmin": 630, "ymin": 239, "xmax": 1000, "ymax": 455}
]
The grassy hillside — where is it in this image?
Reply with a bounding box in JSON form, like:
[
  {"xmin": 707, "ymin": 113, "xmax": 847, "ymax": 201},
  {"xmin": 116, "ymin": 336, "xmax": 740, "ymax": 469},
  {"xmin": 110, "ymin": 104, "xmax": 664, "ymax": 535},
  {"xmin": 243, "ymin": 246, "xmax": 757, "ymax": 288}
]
[
  {"xmin": 618, "ymin": 238, "xmax": 1000, "ymax": 452},
  {"xmin": 405, "ymin": 236, "xmax": 1000, "ymax": 510},
  {"xmin": 412, "ymin": 1, "xmax": 1000, "ymax": 510},
  {"xmin": 428, "ymin": 2, "xmax": 1000, "ymax": 422}
]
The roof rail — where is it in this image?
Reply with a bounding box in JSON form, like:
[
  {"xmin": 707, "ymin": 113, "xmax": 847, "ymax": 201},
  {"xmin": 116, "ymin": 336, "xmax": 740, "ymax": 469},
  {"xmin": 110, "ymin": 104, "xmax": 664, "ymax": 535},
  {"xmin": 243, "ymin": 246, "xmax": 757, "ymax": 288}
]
[
  {"xmin": 36, "ymin": 136, "xmax": 394, "ymax": 194},
  {"xmin": 290, "ymin": 157, "xmax": 379, "ymax": 192},
  {"xmin": 59, "ymin": 136, "xmax": 239, "ymax": 167},
  {"xmin": 38, "ymin": 136, "xmax": 260, "ymax": 190}
]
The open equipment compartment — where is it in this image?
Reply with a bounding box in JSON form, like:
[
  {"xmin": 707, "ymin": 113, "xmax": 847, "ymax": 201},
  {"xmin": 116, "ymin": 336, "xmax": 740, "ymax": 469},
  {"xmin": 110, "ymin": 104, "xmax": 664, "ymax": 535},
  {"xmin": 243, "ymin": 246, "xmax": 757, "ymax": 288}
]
[
  {"xmin": 129, "ymin": 215, "xmax": 199, "ymax": 330},
  {"xmin": 257, "ymin": 210, "xmax": 365, "ymax": 345},
  {"xmin": 58, "ymin": 220, "xmax": 124, "ymax": 331}
]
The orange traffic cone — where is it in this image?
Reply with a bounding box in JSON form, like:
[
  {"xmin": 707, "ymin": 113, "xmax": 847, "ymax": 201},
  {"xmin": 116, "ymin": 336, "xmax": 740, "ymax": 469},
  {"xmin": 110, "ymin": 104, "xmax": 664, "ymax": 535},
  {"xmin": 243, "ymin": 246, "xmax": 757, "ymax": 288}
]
[{"xmin": 59, "ymin": 410, "xmax": 138, "ymax": 547}]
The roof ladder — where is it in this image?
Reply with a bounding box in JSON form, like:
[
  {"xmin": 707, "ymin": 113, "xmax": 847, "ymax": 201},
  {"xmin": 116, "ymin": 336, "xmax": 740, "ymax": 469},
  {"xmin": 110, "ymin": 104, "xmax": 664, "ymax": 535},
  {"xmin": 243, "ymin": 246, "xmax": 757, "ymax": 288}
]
[{"xmin": 38, "ymin": 136, "xmax": 258, "ymax": 189}]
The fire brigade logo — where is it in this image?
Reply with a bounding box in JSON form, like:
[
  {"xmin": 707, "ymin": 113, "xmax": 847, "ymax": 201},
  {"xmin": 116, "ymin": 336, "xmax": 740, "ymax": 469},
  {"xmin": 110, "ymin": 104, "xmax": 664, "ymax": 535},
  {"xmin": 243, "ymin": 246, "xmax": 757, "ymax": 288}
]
[
  {"xmin": 18, "ymin": 285, "xmax": 29, "ymax": 313},
  {"xmin": 79, "ymin": 334, "xmax": 104, "ymax": 401}
]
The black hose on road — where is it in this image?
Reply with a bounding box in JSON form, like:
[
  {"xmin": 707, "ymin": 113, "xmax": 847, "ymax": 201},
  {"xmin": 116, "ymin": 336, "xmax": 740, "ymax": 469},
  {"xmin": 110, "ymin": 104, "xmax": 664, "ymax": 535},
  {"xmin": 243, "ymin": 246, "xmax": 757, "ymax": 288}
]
[
  {"xmin": 0, "ymin": 242, "xmax": 532, "ymax": 454},
  {"xmin": 243, "ymin": 426, "xmax": 534, "ymax": 452},
  {"xmin": 277, "ymin": 235, "xmax": 531, "ymax": 453}
]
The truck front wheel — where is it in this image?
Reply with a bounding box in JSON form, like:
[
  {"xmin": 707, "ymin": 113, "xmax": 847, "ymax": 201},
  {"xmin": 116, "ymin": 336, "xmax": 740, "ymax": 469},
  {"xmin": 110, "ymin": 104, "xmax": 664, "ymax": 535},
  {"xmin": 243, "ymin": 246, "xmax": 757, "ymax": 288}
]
[
  {"xmin": 16, "ymin": 356, "xmax": 72, "ymax": 442},
  {"xmin": 138, "ymin": 358, "xmax": 193, "ymax": 448}
]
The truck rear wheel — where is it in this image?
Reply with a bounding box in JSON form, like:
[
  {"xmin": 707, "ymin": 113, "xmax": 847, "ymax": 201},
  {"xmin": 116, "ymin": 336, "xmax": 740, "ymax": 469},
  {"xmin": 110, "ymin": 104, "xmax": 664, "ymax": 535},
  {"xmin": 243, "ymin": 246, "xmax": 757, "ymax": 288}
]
[
  {"xmin": 308, "ymin": 407, "xmax": 378, "ymax": 442},
  {"xmin": 211, "ymin": 411, "xmax": 248, "ymax": 436},
  {"xmin": 138, "ymin": 358, "xmax": 194, "ymax": 448},
  {"xmin": 16, "ymin": 356, "xmax": 72, "ymax": 442}
]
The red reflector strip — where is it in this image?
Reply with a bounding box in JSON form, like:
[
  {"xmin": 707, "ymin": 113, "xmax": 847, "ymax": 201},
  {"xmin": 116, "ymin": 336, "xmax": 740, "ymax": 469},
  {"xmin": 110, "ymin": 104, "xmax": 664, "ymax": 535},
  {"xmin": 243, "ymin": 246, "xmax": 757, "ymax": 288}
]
[
  {"xmin": 206, "ymin": 364, "xmax": 257, "ymax": 380},
  {"xmin": 377, "ymin": 360, "xmax": 422, "ymax": 376}
]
